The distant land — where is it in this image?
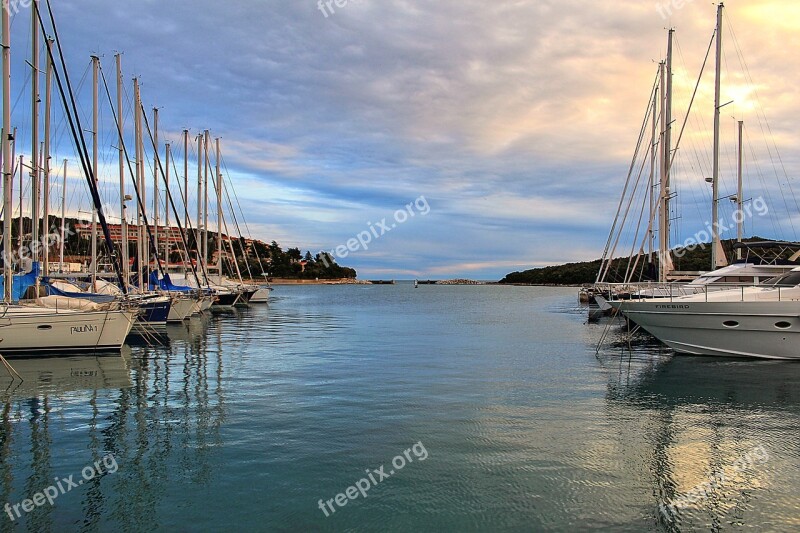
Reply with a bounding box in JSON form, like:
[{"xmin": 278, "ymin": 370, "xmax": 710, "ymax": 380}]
[
  {"xmin": 499, "ymin": 238, "xmax": 791, "ymax": 285},
  {"xmin": 7, "ymin": 216, "xmax": 357, "ymax": 281}
]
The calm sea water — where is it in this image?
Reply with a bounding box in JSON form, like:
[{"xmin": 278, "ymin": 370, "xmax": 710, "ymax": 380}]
[{"xmin": 1, "ymin": 284, "xmax": 799, "ymax": 532}]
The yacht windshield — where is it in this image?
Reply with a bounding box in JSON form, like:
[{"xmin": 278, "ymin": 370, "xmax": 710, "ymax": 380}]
[{"xmin": 763, "ymin": 271, "xmax": 800, "ymax": 287}]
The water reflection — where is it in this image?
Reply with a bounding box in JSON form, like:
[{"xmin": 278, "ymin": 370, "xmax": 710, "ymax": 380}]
[
  {"xmin": 0, "ymin": 311, "xmax": 227, "ymax": 531},
  {"xmin": 603, "ymin": 349, "xmax": 800, "ymax": 531}
]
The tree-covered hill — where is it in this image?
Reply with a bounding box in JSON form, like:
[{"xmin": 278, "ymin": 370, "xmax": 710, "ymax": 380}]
[{"xmin": 499, "ymin": 237, "xmax": 785, "ymax": 285}]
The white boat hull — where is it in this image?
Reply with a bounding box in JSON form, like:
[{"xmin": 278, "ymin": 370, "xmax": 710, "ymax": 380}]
[
  {"xmin": 199, "ymin": 296, "xmax": 214, "ymax": 312},
  {"xmin": 619, "ymin": 301, "xmax": 800, "ymax": 360},
  {"xmin": 249, "ymin": 287, "xmax": 271, "ymax": 303},
  {"xmin": 167, "ymin": 296, "xmax": 196, "ymax": 322},
  {"xmin": 0, "ymin": 306, "xmax": 135, "ymax": 357}
]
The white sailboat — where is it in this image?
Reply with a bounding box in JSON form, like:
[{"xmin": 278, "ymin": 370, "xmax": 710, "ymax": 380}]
[{"xmin": 0, "ymin": 1, "xmax": 135, "ymax": 357}]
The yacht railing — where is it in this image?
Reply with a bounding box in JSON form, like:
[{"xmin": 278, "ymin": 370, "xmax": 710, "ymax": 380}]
[{"xmin": 597, "ymin": 282, "xmax": 790, "ymax": 303}]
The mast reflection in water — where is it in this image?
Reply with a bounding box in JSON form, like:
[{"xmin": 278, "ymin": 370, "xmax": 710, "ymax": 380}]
[{"xmin": 0, "ymin": 312, "xmax": 226, "ymax": 532}]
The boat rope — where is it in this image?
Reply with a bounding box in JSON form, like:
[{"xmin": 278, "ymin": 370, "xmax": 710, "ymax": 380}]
[
  {"xmin": 0, "ymin": 352, "xmax": 22, "ymax": 382},
  {"xmin": 597, "ymin": 68, "xmax": 660, "ymax": 283},
  {"xmin": 222, "ymin": 156, "xmax": 268, "ymax": 278},
  {"xmin": 33, "ymin": 0, "xmax": 128, "ymax": 292}
]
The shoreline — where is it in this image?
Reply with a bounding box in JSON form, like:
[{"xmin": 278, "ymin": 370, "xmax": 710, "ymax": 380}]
[
  {"xmin": 257, "ymin": 278, "xmax": 370, "ymax": 285},
  {"xmin": 262, "ymin": 279, "xmax": 579, "ymax": 286}
]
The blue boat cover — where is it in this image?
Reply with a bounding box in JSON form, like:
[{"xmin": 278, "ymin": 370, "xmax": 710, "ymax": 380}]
[
  {"xmin": 0, "ymin": 262, "xmax": 41, "ymax": 302},
  {"xmin": 149, "ymin": 271, "xmax": 196, "ymax": 293}
]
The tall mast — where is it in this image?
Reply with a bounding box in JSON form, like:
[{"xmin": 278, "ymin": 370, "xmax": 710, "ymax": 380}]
[
  {"xmin": 196, "ymin": 133, "xmax": 203, "ymax": 277},
  {"xmin": 658, "ymin": 60, "xmax": 667, "ymax": 282},
  {"xmin": 183, "ymin": 129, "xmax": 189, "ymax": 233},
  {"xmin": 2, "ymin": 0, "xmax": 12, "ymax": 302},
  {"xmin": 91, "ymin": 54, "xmax": 99, "ymax": 290},
  {"xmin": 152, "ymin": 107, "xmax": 159, "ymax": 265},
  {"xmin": 116, "ymin": 54, "xmax": 128, "ymax": 284},
  {"xmin": 656, "ymin": 29, "xmax": 675, "ymax": 282},
  {"xmin": 30, "ymin": 0, "xmax": 40, "ymax": 264},
  {"xmin": 203, "ymin": 130, "xmax": 210, "ymax": 276},
  {"xmin": 215, "ymin": 137, "xmax": 223, "ymax": 284},
  {"xmin": 737, "ymin": 119, "xmax": 744, "ymax": 260},
  {"xmin": 18, "ymin": 155, "xmax": 23, "ymax": 249},
  {"xmin": 164, "ymin": 142, "xmax": 170, "ymax": 264},
  {"xmin": 711, "ymin": 2, "xmax": 727, "ymax": 268},
  {"xmin": 59, "ymin": 159, "xmax": 66, "ymax": 271},
  {"xmin": 42, "ymin": 38, "xmax": 53, "ymax": 275},
  {"xmin": 134, "ymin": 77, "xmax": 144, "ymax": 293},
  {"xmin": 648, "ymin": 81, "xmax": 658, "ymax": 273},
  {"xmin": 664, "ymin": 28, "xmax": 673, "ymax": 229}
]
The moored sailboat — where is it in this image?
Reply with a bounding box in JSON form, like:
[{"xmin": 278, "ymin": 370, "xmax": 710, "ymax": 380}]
[
  {"xmin": 0, "ymin": 0, "xmax": 136, "ymax": 357},
  {"xmin": 608, "ymin": 3, "xmax": 800, "ymax": 360}
]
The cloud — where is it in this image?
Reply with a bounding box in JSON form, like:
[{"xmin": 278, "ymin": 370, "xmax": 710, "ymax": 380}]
[{"xmin": 6, "ymin": 1, "xmax": 800, "ymax": 279}]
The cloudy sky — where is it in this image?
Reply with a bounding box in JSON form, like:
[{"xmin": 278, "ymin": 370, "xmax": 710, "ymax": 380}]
[{"xmin": 6, "ymin": 0, "xmax": 800, "ymax": 279}]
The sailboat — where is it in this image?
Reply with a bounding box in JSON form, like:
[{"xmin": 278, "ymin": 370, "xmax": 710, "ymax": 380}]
[
  {"xmin": 0, "ymin": 0, "xmax": 135, "ymax": 357},
  {"xmin": 611, "ymin": 3, "xmax": 800, "ymax": 360}
]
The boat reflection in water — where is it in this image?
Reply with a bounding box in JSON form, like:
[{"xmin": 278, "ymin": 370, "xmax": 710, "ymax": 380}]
[
  {"xmin": 0, "ymin": 311, "xmax": 225, "ymax": 531},
  {"xmin": 601, "ymin": 349, "xmax": 800, "ymax": 530},
  {"xmin": 1, "ymin": 352, "xmax": 133, "ymax": 396}
]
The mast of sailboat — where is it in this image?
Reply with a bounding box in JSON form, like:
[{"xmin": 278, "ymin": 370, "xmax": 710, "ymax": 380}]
[
  {"xmin": 2, "ymin": 0, "xmax": 12, "ymax": 302},
  {"xmin": 164, "ymin": 142, "xmax": 170, "ymax": 264},
  {"xmin": 34, "ymin": 2, "xmax": 127, "ymax": 293},
  {"xmin": 8, "ymin": 127, "xmax": 15, "ymax": 240},
  {"xmin": 18, "ymin": 155, "xmax": 22, "ymax": 250},
  {"xmin": 663, "ymin": 29, "xmax": 674, "ymax": 282},
  {"xmin": 18, "ymin": 155, "xmax": 24, "ymax": 253},
  {"xmin": 60, "ymin": 159, "xmax": 66, "ymax": 271},
  {"xmin": 91, "ymin": 54, "xmax": 99, "ymax": 290},
  {"xmin": 648, "ymin": 77, "xmax": 658, "ymax": 275},
  {"xmin": 153, "ymin": 107, "xmax": 159, "ymax": 269},
  {"xmin": 183, "ymin": 130, "xmax": 189, "ymax": 235},
  {"xmin": 42, "ymin": 38, "xmax": 53, "ymax": 276},
  {"xmin": 216, "ymin": 137, "xmax": 223, "ymax": 285},
  {"xmin": 31, "ymin": 0, "xmax": 40, "ymax": 269},
  {"xmin": 203, "ymin": 129, "xmax": 210, "ymax": 280},
  {"xmin": 736, "ymin": 119, "xmax": 743, "ymax": 260},
  {"xmin": 183, "ymin": 129, "xmax": 190, "ymax": 274},
  {"xmin": 116, "ymin": 54, "xmax": 129, "ymax": 285},
  {"xmin": 711, "ymin": 2, "xmax": 727, "ymax": 268},
  {"xmin": 196, "ymin": 133, "xmax": 203, "ymax": 281},
  {"xmin": 657, "ymin": 56, "xmax": 668, "ymax": 282},
  {"xmin": 134, "ymin": 77, "xmax": 144, "ymax": 293}
]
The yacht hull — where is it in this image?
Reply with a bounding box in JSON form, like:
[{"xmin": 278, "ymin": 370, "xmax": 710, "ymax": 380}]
[
  {"xmin": 136, "ymin": 298, "xmax": 170, "ymax": 327},
  {"xmin": 167, "ymin": 296, "xmax": 196, "ymax": 322},
  {"xmin": 211, "ymin": 292, "xmax": 240, "ymax": 308},
  {"xmin": 249, "ymin": 287, "xmax": 271, "ymax": 304},
  {"xmin": 619, "ymin": 301, "xmax": 800, "ymax": 360},
  {"xmin": 199, "ymin": 296, "xmax": 214, "ymax": 312},
  {"xmin": 0, "ymin": 307, "xmax": 136, "ymax": 357},
  {"xmin": 235, "ymin": 289, "xmax": 256, "ymax": 307}
]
